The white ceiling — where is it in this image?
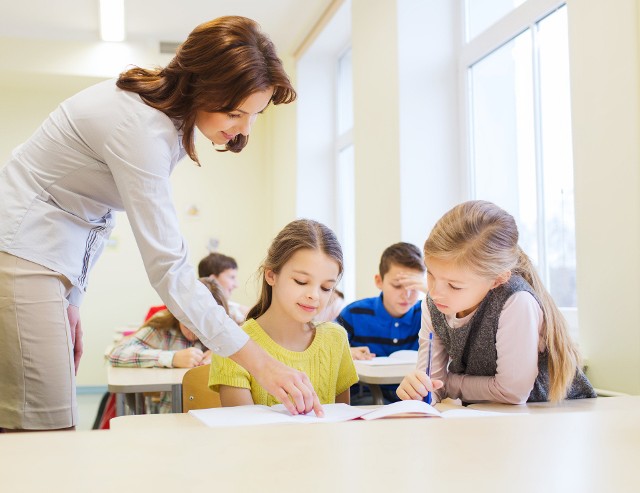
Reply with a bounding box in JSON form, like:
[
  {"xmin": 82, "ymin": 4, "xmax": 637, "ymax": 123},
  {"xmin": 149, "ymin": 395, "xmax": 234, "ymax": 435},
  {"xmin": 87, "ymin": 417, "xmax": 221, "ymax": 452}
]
[{"xmin": 0, "ymin": 0, "xmax": 334, "ymax": 55}]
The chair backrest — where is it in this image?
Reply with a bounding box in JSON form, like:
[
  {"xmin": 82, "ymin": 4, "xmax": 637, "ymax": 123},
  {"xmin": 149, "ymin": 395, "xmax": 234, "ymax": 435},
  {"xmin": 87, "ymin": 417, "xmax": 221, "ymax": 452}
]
[{"xmin": 182, "ymin": 364, "xmax": 221, "ymax": 412}]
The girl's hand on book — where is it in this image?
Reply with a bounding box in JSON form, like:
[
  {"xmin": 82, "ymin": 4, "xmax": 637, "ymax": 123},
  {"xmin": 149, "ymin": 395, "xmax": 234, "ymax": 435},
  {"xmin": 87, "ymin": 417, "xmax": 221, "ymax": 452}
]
[
  {"xmin": 229, "ymin": 339, "xmax": 324, "ymax": 417},
  {"xmin": 396, "ymin": 370, "xmax": 444, "ymax": 401}
]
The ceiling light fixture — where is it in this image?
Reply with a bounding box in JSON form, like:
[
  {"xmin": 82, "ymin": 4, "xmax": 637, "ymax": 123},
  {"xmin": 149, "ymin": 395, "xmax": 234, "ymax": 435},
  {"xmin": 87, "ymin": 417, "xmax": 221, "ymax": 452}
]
[{"xmin": 99, "ymin": 0, "xmax": 125, "ymax": 42}]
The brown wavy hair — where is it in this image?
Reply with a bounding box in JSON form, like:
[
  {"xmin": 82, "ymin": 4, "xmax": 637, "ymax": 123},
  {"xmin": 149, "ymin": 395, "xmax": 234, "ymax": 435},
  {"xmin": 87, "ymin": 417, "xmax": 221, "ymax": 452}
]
[
  {"xmin": 247, "ymin": 219, "xmax": 344, "ymax": 320},
  {"xmin": 116, "ymin": 16, "xmax": 296, "ymax": 163},
  {"xmin": 424, "ymin": 200, "xmax": 582, "ymax": 402}
]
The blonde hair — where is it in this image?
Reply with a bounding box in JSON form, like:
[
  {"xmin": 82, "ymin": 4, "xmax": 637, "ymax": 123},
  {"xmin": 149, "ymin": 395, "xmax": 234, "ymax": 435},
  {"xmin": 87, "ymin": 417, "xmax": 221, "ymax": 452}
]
[
  {"xmin": 424, "ymin": 200, "xmax": 581, "ymax": 402},
  {"xmin": 145, "ymin": 277, "xmax": 229, "ymax": 332},
  {"xmin": 247, "ymin": 219, "xmax": 343, "ymax": 320}
]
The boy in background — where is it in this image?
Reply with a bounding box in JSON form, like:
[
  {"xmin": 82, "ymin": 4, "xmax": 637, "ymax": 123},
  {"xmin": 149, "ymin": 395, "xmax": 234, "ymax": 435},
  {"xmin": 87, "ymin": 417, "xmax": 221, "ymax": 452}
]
[
  {"xmin": 198, "ymin": 252, "xmax": 249, "ymax": 324},
  {"xmin": 337, "ymin": 242, "xmax": 425, "ymax": 402}
]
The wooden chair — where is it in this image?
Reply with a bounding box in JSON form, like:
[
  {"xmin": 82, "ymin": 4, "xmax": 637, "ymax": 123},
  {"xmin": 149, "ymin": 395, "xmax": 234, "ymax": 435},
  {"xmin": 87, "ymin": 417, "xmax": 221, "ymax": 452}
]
[{"xmin": 181, "ymin": 364, "xmax": 221, "ymax": 412}]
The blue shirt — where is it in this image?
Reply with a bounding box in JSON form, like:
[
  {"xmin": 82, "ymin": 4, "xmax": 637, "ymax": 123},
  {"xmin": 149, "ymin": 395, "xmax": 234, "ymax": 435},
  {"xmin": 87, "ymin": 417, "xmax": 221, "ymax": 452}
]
[{"xmin": 337, "ymin": 294, "xmax": 421, "ymax": 357}]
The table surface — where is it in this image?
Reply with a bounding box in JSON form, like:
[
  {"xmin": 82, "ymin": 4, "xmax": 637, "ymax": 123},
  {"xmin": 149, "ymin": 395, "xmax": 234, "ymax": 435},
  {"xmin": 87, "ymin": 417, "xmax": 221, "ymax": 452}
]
[
  {"xmin": 106, "ymin": 366, "xmax": 190, "ymax": 393},
  {"xmin": 2, "ymin": 396, "xmax": 638, "ymax": 493},
  {"xmin": 109, "ymin": 394, "xmax": 637, "ymax": 430}
]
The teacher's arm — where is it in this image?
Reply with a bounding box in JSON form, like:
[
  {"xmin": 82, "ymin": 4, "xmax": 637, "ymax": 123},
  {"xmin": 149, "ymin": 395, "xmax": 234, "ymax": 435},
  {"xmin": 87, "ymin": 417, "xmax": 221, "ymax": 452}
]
[
  {"xmin": 104, "ymin": 114, "xmax": 323, "ymax": 416},
  {"xmin": 229, "ymin": 339, "xmax": 323, "ymax": 416}
]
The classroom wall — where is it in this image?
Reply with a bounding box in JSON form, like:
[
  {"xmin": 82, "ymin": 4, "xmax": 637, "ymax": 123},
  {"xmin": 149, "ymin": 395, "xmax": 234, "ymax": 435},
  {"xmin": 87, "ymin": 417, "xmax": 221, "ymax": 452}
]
[
  {"xmin": 396, "ymin": 0, "xmax": 462, "ymax": 246},
  {"xmin": 567, "ymin": 0, "xmax": 640, "ymax": 394},
  {"xmin": 351, "ymin": 0, "xmax": 403, "ymax": 296},
  {"xmin": 349, "ymin": 0, "xmax": 461, "ymax": 299}
]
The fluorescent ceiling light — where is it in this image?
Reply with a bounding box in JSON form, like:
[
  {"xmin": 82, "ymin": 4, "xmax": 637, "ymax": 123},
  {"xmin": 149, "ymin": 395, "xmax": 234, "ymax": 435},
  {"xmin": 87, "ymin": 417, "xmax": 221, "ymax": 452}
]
[{"xmin": 100, "ymin": 0, "xmax": 125, "ymax": 42}]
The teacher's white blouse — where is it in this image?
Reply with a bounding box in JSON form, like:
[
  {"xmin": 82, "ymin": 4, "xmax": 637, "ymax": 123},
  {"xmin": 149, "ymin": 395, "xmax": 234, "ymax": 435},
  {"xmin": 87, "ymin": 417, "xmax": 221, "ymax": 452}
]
[{"xmin": 0, "ymin": 79, "xmax": 248, "ymax": 357}]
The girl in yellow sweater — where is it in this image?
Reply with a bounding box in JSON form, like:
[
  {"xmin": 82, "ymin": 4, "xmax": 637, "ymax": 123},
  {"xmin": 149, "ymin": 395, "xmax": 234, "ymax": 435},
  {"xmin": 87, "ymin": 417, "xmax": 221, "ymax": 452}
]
[{"xmin": 209, "ymin": 219, "xmax": 358, "ymax": 406}]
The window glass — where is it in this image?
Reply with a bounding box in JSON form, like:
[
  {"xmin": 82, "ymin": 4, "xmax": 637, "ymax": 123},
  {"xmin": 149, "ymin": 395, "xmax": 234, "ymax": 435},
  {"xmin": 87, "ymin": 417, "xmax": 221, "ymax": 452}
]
[
  {"xmin": 470, "ymin": 31, "xmax": 539, "ymax": 263},
  {"xmin": 336, "ymin": 144, "xmax": 355, "ymax": 299},
  {"xmin": 468, "ymin": 5, "xmax": 576, "ymax": 308},
  {"xmin": 337, "ymin": 48, "xmax": 353, "ymax": 135},
  {"xmin": 336, "ymin": 46, "xmax": 355, "ymax": 300},
  {"xmin": 538, "ymin": 6, "xmax": 576, "ymax": 306}
]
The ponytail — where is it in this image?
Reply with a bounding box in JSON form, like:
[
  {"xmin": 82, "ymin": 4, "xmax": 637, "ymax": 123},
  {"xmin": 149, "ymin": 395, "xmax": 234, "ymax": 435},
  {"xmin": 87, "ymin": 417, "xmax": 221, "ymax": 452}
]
[{"xmin": 514, "ymin": 247, "xmax": 581, "ymax": 402}]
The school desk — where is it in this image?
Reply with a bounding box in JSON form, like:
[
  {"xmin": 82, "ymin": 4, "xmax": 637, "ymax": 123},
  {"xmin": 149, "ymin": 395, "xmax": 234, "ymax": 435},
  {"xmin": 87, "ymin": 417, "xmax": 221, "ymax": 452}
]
[
  {"xmin": 108, "ymin": 395, "xmax": 637, "ymax": 430},
  {"xmin": 107, "ymin": 366, "xmax": 190, "ymax": 415},
  {"xmin": 353, "ymin": 360, "xmax": 414, "ymax": 404},
  {"xmin": 1, "ymin": 396, "xmax": 638, "ymax": 493}
]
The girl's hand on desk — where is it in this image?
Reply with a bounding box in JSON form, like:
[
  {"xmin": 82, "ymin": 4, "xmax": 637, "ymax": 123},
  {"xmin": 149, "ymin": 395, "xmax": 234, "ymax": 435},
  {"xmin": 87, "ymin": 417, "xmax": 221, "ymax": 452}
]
[
  {"xmin": 396, "ymin": 370, "xmax": 444, "ymax": 401},
  {"xmin": 172, "ymin": 347, "xmax": 205, "ymax": 368},
  {"xmin": 350, "ymin": 346, "xmax": 376, "ymax": 360}
]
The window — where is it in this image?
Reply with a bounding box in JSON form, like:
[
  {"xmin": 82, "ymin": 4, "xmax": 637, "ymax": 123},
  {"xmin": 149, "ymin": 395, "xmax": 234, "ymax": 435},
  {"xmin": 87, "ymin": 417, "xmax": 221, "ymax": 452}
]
[
  {"xmin": 295, "ymin": 0, "xmax": 353, "ymax": 301},
  {"xmin": 465, "ymin": 2, "xmax": 576, "ymax": 308},
  {"xmin": 335, "ymin": 47, "xmax": 355, "ymax": 301}
]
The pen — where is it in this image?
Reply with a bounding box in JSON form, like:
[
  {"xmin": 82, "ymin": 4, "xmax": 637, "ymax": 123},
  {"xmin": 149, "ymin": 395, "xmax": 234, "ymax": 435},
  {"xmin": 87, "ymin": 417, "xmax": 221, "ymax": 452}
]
[{"xmin": 424, "ymin": 332, "xmax": 433, "ymax": 405}]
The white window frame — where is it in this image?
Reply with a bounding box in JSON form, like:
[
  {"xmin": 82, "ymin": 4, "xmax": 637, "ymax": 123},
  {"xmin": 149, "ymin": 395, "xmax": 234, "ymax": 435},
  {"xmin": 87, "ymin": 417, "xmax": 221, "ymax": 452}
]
[
  {"xmin": 460, "ymin": 0, "xmax": 578, "ymax": 330},
  {"xmin": 334, "ymin": 44, "xmax": 355, "ymax": 302}
]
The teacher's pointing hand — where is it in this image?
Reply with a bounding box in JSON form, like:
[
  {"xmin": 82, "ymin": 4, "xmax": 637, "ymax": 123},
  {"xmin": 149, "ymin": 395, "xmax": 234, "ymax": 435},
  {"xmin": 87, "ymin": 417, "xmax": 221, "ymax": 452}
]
[{"xmin": 229, "ymin": 339, "xmax": 324, "ymax": 417}]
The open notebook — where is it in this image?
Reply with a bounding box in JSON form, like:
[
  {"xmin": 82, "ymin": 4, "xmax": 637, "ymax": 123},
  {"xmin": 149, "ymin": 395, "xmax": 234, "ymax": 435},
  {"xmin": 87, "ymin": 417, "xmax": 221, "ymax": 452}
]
[
  {"xmin": 355, "ymin": 350, "xmax": 419, "ymax": 366},
  {"xmin": 188, "ymin": 400, "xmax": 507, "ymax": 428}
]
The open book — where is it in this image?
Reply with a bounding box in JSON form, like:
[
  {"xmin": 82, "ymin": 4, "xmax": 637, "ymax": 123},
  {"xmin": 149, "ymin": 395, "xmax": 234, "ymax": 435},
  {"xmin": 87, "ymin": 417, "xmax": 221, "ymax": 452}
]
[
  {"xmin": 355, "ymin": 349, "xmax": 419, "ymax": 366},
  {"xmin": 188, "ymin": 400, "xmax": 506, "ymax": 428}
]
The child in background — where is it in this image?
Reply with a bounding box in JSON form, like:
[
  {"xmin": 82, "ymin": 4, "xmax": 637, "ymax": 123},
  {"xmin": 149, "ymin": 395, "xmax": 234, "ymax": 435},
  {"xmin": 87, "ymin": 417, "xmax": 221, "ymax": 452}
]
[
  {"xmin": 108, "ymin": 277, "xmax": 229, "ymax": 413},
  {"xmin": 209, "ymin": 219, "xmax": 358, "ymax": 407},
  {"xmin": 338, "ymin": 243, "xmax": 425, "ymax": 361},
  {"xmin": 198, "ymin": 252, "xmax": 249, "ymax": 324},
  {"xmin": 397, "ymin": 200, "xmax": 596, "ymax": 404}
]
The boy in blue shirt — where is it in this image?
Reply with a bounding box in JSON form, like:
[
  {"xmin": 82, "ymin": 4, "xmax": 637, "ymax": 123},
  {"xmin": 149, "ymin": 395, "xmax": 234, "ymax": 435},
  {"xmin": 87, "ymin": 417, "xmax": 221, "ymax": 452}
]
[{"xmin": 337, "ymin": 242, "xmax": 425, "ymax": 403}]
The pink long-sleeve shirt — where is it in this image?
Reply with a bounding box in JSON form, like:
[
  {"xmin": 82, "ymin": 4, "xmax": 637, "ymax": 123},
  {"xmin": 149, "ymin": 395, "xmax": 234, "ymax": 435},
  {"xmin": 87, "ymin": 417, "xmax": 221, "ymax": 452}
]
[{"xmin": 416, "ymin": 291, "xmax": 544, "ymax": 404}]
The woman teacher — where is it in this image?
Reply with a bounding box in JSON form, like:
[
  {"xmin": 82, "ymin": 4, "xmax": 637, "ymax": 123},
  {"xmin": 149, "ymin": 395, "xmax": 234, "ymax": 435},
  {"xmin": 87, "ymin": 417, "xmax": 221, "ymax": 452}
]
[{"xmin": 0, "ymin": 16, "xmax": 322, "ymax": 431}]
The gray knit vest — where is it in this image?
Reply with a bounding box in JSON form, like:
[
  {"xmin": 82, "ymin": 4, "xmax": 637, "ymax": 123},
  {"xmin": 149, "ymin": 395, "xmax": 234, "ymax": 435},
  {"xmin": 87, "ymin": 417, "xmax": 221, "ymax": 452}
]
[{"xmin": 427, "ymin": 274, "xmax": 596, "ymax": 402}]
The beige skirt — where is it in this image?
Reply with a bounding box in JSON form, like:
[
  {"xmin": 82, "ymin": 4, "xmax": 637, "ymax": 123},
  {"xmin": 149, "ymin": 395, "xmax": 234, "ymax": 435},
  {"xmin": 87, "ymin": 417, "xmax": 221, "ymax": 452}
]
[{"xmin": 0, "ymin": 252, "xmax": 77, "ymax": 430}]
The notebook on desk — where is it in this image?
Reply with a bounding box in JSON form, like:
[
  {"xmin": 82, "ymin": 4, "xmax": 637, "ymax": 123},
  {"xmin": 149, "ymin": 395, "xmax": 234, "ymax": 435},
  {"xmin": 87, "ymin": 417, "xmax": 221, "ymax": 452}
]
[
  {"xmin": 188, "ymin": 400, "xmax": 507, "ymax": 428},
  {"xmin": 356, "ymin": 350, "xmax": 419, "ymax": 366}
]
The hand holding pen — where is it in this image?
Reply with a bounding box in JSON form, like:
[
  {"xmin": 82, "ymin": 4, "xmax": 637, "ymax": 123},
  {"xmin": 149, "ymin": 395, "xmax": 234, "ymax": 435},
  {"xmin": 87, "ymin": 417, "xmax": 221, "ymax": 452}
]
[
  {"xmin": 424, "ymin": 332, "xmax": 434, "ymax": 404},
  {"xmin": 395, "ymin": 331, "xmax": 444, "ymax": 402}
]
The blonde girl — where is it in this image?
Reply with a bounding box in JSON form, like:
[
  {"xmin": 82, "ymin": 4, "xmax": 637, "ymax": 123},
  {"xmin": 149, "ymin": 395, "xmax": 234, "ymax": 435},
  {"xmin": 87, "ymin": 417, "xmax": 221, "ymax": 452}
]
[
  {"xmin": 397, "ymin": 200, "xmax": 595, "ymax": 404},
  {"xmin": 209, "ymin": 219, "xmax": 358, "ymax": 407}
]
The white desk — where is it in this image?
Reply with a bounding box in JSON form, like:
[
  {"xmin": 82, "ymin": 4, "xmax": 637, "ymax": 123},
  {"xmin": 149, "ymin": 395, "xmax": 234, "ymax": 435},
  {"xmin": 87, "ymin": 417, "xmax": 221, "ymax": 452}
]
[
  {"xmin": 107, "ymin": 366, "xmax": 189, "ymax": 415},
  {"xmin": 110, "ymin": 395, "xmax": 635, "ymax": 430},
  {"xmin": 2, "ymin": 396, "xmax": 639, "ymax": 493},
  {"xmin": 353, "ymin": 360, "xmax": 414, "ymax": 404}
]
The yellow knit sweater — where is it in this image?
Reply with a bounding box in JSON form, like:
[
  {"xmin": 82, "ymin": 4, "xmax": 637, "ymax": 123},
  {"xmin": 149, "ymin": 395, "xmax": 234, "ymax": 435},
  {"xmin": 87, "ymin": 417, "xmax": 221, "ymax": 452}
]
[{"xmin": 209, "ymin": 318, "xmax": 358, "ymax": 405}]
